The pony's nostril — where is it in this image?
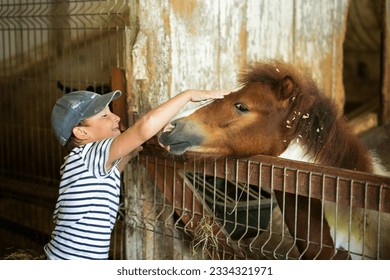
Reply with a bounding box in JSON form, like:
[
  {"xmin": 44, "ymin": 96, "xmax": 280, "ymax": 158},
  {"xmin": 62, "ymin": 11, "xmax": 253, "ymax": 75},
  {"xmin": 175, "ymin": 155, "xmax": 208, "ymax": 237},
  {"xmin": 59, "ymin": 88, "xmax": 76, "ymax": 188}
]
[
  {"xmin": 162, "ymin": 124, "xmax": 173, "ymax": 133},
  {"xmin": 162, "ymin": 121, "xmax": 176, "ymax": 133},
  {"xmin": 157, "ymin": 131, "xmax": 169, "ymax": 148}
]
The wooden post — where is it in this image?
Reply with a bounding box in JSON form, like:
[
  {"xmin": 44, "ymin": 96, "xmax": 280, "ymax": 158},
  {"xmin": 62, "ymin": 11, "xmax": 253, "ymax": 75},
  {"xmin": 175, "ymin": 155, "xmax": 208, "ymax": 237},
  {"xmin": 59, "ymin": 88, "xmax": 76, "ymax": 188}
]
[
  {"xmin": 111, "ymin": 67, "xmax": 129, "ymax": 130},
  {"xmin": 381, "ymin": 0, "xmax": 390, "ymax": 124}
]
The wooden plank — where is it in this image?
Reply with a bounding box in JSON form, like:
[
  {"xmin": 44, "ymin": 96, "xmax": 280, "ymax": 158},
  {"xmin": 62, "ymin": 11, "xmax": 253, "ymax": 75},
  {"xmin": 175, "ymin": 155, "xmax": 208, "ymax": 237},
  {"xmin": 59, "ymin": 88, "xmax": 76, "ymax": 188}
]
[
  {"xmin": 246, "ymin": 0, "xmax": 294, "ymax": 60},
  {"xmin": 382, "ymin": 0, "xmax": 390, "ymax": 123},
  {"xmin": 111, "ymin": 67, "xmax": 129, "ymax": 130},
  {"xmin": 294, "ymin": 0, "xmax": 349, "ymax": 112},
  {"xmin": 348, "ymin": 112, "xmax": 378, "ymax": 135}
]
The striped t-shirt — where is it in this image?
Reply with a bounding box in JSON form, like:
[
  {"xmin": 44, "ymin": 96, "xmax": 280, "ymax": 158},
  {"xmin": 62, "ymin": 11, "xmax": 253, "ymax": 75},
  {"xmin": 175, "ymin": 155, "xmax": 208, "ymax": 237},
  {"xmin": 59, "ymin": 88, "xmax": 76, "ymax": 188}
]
[{"xmin": 44, "ymin": 138, "xmax": 121, "ymax": 260}]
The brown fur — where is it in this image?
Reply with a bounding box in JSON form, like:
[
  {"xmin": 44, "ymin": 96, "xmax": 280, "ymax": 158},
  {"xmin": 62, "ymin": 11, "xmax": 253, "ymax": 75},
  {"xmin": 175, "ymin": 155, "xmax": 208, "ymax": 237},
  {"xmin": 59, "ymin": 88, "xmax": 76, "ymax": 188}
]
[{"xmin": 238, "ymin": 60, "xmax": 373, "ymax": 172}]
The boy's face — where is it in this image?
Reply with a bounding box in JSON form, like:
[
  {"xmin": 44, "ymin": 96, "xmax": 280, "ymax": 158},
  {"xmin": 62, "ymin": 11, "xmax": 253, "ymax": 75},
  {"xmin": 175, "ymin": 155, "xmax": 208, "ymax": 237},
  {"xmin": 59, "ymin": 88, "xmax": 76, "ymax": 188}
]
[{"xmin": 80, "ymin": 106, "xmax": 121, "ymax": 142}]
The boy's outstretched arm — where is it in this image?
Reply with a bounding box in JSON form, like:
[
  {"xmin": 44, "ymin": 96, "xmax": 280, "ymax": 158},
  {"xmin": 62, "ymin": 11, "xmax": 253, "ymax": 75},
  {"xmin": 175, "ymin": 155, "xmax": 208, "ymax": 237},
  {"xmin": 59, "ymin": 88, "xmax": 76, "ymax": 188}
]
[
  {"xmin": 108, "ymin": 89, "xmax": 230, "ymax": 168},
  {"xmin": 117, "ymin": 146, "xmax": 143, "ymax": 172}
]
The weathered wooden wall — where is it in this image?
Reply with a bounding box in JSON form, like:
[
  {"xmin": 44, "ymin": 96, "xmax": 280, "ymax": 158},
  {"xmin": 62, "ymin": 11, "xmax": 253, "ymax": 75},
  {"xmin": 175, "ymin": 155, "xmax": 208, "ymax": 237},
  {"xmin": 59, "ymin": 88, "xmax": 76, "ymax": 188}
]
[
  {"xmin": 124, "ymin": 0, "xmax": 351, "ymax": 259},
  {"xmin": 129, "ymin": 0, "xmax": 349, "ymax": 113}
]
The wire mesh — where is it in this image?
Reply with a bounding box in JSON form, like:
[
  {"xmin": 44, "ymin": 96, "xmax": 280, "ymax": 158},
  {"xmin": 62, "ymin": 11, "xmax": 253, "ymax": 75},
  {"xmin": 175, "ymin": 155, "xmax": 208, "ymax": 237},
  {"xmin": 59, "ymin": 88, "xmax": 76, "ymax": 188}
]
[
  {"xmin": 138, "ymin": 144, "xmax": 390, "ymax": 260},
  {"xmin": 0, "ymin": 0, "xmax": 129, "ymax": 259}
]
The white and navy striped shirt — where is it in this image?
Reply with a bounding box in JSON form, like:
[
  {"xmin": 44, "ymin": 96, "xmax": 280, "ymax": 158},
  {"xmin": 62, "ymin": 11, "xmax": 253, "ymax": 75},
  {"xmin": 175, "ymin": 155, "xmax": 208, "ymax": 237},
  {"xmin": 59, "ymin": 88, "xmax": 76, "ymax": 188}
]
[{"xmin": 44, "ymin": 138, "xmax": 121, "ymax": 260}]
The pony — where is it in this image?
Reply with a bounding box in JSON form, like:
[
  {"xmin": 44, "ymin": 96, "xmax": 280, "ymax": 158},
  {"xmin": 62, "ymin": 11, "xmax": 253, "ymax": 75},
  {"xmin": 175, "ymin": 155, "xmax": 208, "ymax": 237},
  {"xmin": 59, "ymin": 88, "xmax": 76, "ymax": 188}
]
[{"xmin": 158, "ymin": 60, "xmax": 390, "ymax": 259}]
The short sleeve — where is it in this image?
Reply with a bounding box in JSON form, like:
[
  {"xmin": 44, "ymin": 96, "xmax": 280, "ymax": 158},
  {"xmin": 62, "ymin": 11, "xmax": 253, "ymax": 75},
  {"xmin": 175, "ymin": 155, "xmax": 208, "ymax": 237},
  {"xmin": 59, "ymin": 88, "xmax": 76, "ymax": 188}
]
[{"xmin": 82, "ymin": 137, "xmax": 119, "ymax": 178}]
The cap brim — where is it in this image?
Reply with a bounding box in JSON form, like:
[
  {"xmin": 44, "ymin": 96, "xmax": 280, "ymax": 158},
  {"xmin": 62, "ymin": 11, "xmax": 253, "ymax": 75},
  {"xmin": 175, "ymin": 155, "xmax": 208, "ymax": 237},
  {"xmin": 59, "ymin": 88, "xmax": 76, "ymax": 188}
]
[{"xmin": 83, "ymin": 90, "xmax": 122, "ymax": 119}]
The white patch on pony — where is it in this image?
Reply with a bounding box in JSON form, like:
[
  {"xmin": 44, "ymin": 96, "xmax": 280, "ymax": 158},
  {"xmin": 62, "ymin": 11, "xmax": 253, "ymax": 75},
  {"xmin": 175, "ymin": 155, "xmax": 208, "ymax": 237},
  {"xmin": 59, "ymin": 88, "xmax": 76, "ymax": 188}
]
[
  {"xmin": 278, "ymin": 141, "xmax": 315, "ymax": 163},
  {"xmin": 369, "ymin": 151, "xmax": 390, "ymax": 176},
  {"xmin": 279, "ymin": 142, "xmax": 390, "ymax": 177}
]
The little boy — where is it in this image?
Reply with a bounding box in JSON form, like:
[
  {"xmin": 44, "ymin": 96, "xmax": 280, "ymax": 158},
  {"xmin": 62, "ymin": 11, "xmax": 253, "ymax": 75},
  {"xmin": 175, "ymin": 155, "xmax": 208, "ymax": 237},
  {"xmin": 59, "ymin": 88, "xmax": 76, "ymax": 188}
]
[{"xmin": 45, "ymin": 88, "xmax": 229, "ymax": 259}]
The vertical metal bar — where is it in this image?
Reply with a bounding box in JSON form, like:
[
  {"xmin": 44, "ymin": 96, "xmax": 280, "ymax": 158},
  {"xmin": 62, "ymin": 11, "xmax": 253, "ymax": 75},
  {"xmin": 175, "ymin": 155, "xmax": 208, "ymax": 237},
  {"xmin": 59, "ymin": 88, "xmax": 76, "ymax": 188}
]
[
  {"xmin": 377, "ymin": 184, "xmax": 384, "ymax": 259},
  {"xmin": 248, "ymin": 162, "xmax": 263, "ymax": 254},
  {"xmin": 299, "ymin": 171, "xmax": 313, "ymax": 259},
  {"xmin": 245, "ymin": 160, "xmax": 252, "ymax": 242},
  {"xmin": 333, "ymin": 176, "xmax": 340, "ymax": 257},
  {"xmin": 293, "ymin": 169, "xmax": 300, "ymax": 259},
  {"xmin": 273, "ymin": 167, "xmax": 285, "ymax": 259},
  {"xmin": 220, "ymin": 158, "xmax": 229, "ymax": 245},
  {"xmin": 261, "ymin": 164, "xmax": 273, "ymax": 255},
  {"xmin": 270, "ymin": 165, "xmax": 278, "ymax": 259},
  {"xmin": 362, "ymin": 182, "xmax": 369, "ymax": 259},
  {"xmin": 314, "ymin": 174, "xmax": 326, "ymax": 259},
  {"xmin": 237, "ymin": 160, "xmax": 251, "ymax": 243},
  {"xmin": 37, "ymin": 2, "xmax": 45, "ymax": 180},
  {"xmin": 348, "ymin": 179, "xmax": 354, "ymax": 257},
  {"xmin": 178, "ymin": 161, "xmax": 188, "ymax": 259}
]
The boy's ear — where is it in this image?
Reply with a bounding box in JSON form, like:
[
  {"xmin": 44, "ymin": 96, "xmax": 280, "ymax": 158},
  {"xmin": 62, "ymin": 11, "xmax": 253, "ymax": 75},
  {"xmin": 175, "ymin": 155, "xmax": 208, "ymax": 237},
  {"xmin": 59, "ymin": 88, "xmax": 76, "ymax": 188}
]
[{"xmin": 72, "ymin": 126, "xmax": 89, "ymax": 140}]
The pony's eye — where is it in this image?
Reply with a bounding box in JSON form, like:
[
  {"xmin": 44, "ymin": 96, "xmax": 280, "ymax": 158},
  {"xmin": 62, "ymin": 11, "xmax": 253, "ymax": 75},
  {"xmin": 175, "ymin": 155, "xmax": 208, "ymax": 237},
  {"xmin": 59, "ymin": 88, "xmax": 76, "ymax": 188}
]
[{"xmin": 235, "ymin": 103, "xmax": 249, "ymax": 113}]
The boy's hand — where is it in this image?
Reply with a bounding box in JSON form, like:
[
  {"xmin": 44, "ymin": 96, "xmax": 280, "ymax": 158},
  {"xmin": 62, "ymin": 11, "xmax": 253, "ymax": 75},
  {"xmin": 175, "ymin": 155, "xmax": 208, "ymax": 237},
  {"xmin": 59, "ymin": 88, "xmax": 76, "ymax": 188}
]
[{"xmin": 190, "ymin": 89, "xmax": 231, "ymax": 102}]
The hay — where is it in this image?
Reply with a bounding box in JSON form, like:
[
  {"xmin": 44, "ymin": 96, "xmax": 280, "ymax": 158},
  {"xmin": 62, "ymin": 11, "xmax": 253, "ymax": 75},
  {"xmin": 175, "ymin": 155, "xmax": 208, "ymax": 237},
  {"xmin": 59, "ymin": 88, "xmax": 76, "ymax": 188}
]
[
  {"xmin": 2, "ymin": 249, "xmax": 46, "ymax": 260},
  {"xmin": 190, "ymin": 216, "xmax": 219, "ymax": 258}
]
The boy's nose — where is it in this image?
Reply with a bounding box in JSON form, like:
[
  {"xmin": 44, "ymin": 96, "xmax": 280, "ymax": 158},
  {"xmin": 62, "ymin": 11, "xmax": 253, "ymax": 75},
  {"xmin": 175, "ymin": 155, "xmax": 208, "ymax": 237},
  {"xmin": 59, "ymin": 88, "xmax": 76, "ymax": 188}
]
[{"xmin": 113, "ymin": 113, "xmax": 120, "ymax": 123}]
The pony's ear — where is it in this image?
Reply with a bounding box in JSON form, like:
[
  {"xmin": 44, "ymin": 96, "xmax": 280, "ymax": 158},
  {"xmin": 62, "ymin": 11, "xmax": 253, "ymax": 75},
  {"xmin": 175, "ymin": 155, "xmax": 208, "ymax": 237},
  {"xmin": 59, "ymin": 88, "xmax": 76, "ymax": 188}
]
[{"xmin": 278, "ymin": 76, "xmax": 298, "ymax": 100}]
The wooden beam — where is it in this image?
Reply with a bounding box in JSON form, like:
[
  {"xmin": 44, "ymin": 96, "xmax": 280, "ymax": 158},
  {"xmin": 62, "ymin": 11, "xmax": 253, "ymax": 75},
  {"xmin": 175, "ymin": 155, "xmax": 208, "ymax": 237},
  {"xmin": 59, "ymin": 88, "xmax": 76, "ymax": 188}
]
[
  {"xmin": 348, "ymin": 112, "xmax": 378, "ymax": 135},
  {"xmin": 381, "ymin": 0, "xmax": 390, "ymax": 123},
  {"xmin": 111, "ymin": 67, "xmax": 129, "ymax": 130}
]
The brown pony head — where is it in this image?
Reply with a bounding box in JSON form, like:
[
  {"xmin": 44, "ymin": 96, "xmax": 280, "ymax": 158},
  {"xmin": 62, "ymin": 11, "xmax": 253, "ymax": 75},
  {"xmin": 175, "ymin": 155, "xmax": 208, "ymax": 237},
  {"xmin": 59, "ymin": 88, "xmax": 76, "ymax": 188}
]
[{"xmin": 159, "ymin": 60, "xmax": 372, "ymax": 171}]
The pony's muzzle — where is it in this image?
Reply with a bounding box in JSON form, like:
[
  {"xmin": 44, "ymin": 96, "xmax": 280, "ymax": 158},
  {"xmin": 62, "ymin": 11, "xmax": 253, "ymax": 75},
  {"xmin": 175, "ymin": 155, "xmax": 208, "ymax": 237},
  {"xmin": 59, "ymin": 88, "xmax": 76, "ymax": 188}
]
[
  {"xmin": 158, "ymin": 119, "xmax": 204, "ymax": 155},
  {"xmin": 157, "ymin": 122, "xmax": 175, "ymax": 150}
]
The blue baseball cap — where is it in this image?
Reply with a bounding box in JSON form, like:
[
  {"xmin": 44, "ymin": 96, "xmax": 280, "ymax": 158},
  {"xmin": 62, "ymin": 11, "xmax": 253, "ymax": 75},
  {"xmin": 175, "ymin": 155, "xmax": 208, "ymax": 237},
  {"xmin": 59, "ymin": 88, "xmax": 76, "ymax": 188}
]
[{"xmin": 51, "ymin": 90, "xmax": 122, "ymax": 146}]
